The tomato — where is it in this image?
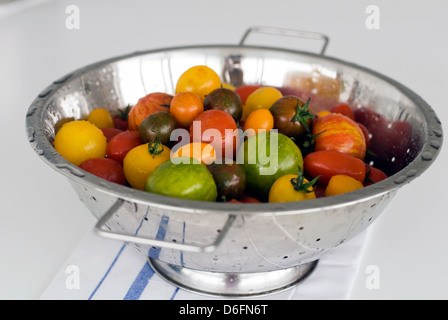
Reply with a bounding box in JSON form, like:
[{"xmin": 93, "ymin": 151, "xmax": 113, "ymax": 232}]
[
  {"xmin": 106, "ymin": 130, "xmax": 142, "ymax": 163},
  {"xmin": 53, "ymin": 120, "xmax": 107, "ymax": 166},
  {"xmin": 87, "ymin": 108, "xmax": 114, "ymax": 129},
  {"xmin": 190, "ymin": 109, "xmax": 239, "ymax": 160},
  {"xmin": 101, "ymin": 127, "xmax": 123, "ymax": 142},
  {"xmin": 313, "ymin": 113, "xmax": 367, "ymax": 160},
  {"xmin": 139, "ymin": 111, "xmax": 177, "ymax": 146},
  {"xmin": 304, "ymin": 150, "xmax": 366, "ymax": 185},
  {"xmin": 243, "ymin": 108, "xmax": 274, "ymax": 137},
  {"xmin": 331, "ymin": 104, "xmax": 355, "ymax": 121},
  {"xmin": 364, "ymin": 164, "xmax": 388, "ymax": 186},
  {"xmin": 237, "ymin": 131, "xmax": 304, "ymax": 201},
  {"xmin": 354, "ymin": 107, "xmax": 414, "ymax": 175},
  {"xmin": 240, "ymin": 195, "xmax": 261, "ymax": 203},
  {"xmin": 145, "ymin": 157, "xmax": 218, "ymax": 201},
  {"xmin": 128, "ymin": 92, "xmax": 173, "ymax": 131},
  {"xmin": 123, "ymin": 142, "xmax": 171, "ymax": 190},
  {"xmin": 357, "ymin": 122, "xmax": 370, "ymax": 148},
  {"xmin": 170, "ymin": 92, "xmax": 204, "ymax": 128},
  {"xmin": 79, "ymin": 158, "xmax": 126, "ymax": 185},
  {"xmin": 203, "ymin": 87, "xmax": 243, "ymax": 122},
  {"xmin": 113, "ymin": 105, "xmax": 131, "ymax": 131},
  {"xmin": 242, "ymin": 87, "xmax": 282, "ymax": 120},
  {"xmin": 268, "ymin": 170, "xmax": 317, "ymax": 203},
  {"xmin": 207, "ymin": 161, "xmax": 246, "ymax": 201},
  {"xmin": 269, "ymin": 96, "xmax": 315, "ymax": 138},
  {"xmin": 175, "ymin": 65, "xmax": 221, "ymax": 101},
  {"xmin": 171, "ymin": 142, "xmax": 216, "ymax": 165},
  {"xmin": 325, "ymin": 174, "xmax": 364, "ymax": 197}
]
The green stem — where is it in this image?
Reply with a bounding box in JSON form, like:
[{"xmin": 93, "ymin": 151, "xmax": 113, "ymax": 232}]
[
  {"xmin": 290, "ymin": 167, "xmax": 320, "ymax": 193},
  {"xmin": 292, "ymin": 98, "xmax": 315, "ymax": 132},
  {"xmin": 148, "ymin": 137, "xmax": 164, "ymax": 156}
]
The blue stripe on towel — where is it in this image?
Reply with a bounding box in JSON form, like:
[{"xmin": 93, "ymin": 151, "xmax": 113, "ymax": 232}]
[{"xmin": 123, "ymin": 215, "xmax": 170, "ymax": 300}]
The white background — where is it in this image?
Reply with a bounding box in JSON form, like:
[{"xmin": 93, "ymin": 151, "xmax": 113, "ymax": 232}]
[{"xmin": 0, "ymin": 0, "xmax": 447, "ymax": 299}]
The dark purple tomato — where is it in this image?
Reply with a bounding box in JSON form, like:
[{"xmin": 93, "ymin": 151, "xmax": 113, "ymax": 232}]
[
  {"xmin": 138, "ymin": 111, "xmax": 177, "ymax": 146},
  {"xmin": 203, "ymin": 88, "xmax": 243, "ymax": 122},
  {"xmin": 207, "ymin": 161, "xmax": 246, "ymax": 202}
]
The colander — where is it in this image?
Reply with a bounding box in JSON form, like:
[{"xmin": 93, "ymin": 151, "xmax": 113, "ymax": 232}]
[{"xmin": 25, "ymin": 27, "xmax": 443, "ymax": 297}]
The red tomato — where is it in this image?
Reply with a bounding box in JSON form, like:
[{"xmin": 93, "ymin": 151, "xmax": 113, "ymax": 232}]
[
  {"xmin": 304, "ymin": 150, "xmax": 366, "ymax": 185},
  {"xmin": 127, "ymin": 92, "xmax": 172, "ymax": 131},
  {"xmin": 79, "ymin": 158, "xmax": 126, "ymax": 185},
  {"xmin": 189, "ymin": 109, "xmax": 239, "ymax": 160},
  {"xmin": 101, "ymin": 127, "xmax": 124, "ymax": 142},
  {"xmin": 364, "ymin": 164, "xmax": 388, "ymax": 186},
  {"xmin": 106, "ymin": 130, "xmax": 142, "ymax": 163},
  {"xmin": 356, "ymin": 122, "xmax": 370, "ymax": 148},
  {"xmin": 240, "ymin": 195, "xmax": 261, "ymax": 203},
  {"xmin": 113, "ymin": 116, "xmax": 129, "ymax": 131},
  {"xmin": 234, "ymin": 85, "xmax": 261, "ymax": 105},
  {"xmin": 331, "ymin": 104, "xmax": 355, "ymax": 120},
  {"xmin": 313, "ymin": 113, "xmax": 367, "ymax": 160}
]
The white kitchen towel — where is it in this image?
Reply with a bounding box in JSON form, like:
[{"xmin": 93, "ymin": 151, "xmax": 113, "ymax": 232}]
[{"xmin": 40, "ymin": 226, "xmax": 369, "ymax": 300}]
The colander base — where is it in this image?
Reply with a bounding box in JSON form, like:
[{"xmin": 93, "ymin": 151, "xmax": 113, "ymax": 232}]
[{"xmin": 148, "ymin": 257, "xmax": 318, "ymax": 297}]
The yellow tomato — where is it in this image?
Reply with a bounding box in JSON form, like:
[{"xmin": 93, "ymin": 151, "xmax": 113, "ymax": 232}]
[
  {"xmin": 171, "ymin": 142, "xmax": 216, "ymax": 165},
  {"xmin": 325, "ymin": 174, "xmax": 364, "ymax": 197},
  {"xmin": 123, "ymin": 142, "xmax": 171, "ymax": 190},
  {"xmin": 242, "ymin": 87, "xmax": 282, "ymax": 120},
  {"xmin": 269, "ymin": 174, "xmax": 316, "ymax": 203},
  {"xmin": 175, "ymin": 65, "xmax": 221, "ymax": 101},
  {"xmin": 87, "ymin": 108, "xmax": 114, "ymax": 129},
  {"xmin": 53, "ymin": 120, "xmax": 107, "ymax": 166}
]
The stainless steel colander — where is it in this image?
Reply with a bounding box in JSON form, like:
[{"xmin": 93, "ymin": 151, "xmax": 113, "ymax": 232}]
[{"xmin": 25, "ymin": 27, "xmax": 443, "ymax": 297}]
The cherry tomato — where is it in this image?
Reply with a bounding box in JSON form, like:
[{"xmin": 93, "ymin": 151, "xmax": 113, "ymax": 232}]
[
  {"xmin": 106, "ymin": 130, "xmax": 142, "ymax": 163},
  {"xmin": 171, "ymin": 142, "xmax": 216, "ymax": 165},
  {"xmin": 79, "ymin": 158, "xmax": 126, "ymax": 185},
  {"xmin": 243, "ymin": 87, "xmax": 282, "ymax": 120},
  {"xmin": 203, "ymin": 87, "xmax": 243, "ymax": 122},
  {"xmin": 123, "ymin": 142, "xmax": 171, "ymax": 190},
  {"xmin": 101, "ymin": 127, "xmax": 124, "ymax": 142},
  {"xmin": 170, "ymin": 92, "xmax": 204, "ymax": 128},
  {"xmin": 139, "ymin": 111, "xmax": 177, "ymax": 146},
  {"xmin": 313, "ymin": 113, "xmax": 366, "ymax": 160},
  {"xmin": 175, "ymin": 65, "xmax": 221, "ymax": 101},
  {"xmin": 325, "ymin": 174, "xmax": 364, "ymax": 197},
  {"xmin": 53, "ymin": 120, "xmax": 107, "ymax": 166},
  {"xmin": 364, "ymin": 164, "xmax": 388, "ymax": 186},
  {"xmin": 240, "ymin": 195, "xmax": 261, "ymax": 203},
  {"xmin": 190, "ymin": 109, "xmax": 239, "ymax": 160},
  {"xmin": 304, "ymin": 150, "xmax": 366, "ymax": 185},
  {"xmin": 128, "ymin": 92, "xmax": 172, "ymax": 131},
  {"xmin": 87, "ymin": 108, "xmax": 114, "ymax": 129},
  {"xmin": 207, "ymin": 161, "xmax": 246, "ymax": 202},
  {"xmin": 268, "ymin": 171, "xmax": 317, "ymax": 203},
  {"xmin": 331, "ymin": 104, "xmax": 355, "ymax": 121},
  {"xmin": 243, "ymin": 108, "xmax": 274, "ymax": 137},
  {"xmin": 234, "ymin": 85, "xmax": 261, "ymax": 105},
  {"xmin": 269, "ymin": 96, "xmax": 314, "ymax": 138}
]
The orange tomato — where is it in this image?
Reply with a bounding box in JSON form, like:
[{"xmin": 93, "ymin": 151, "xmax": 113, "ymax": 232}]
[
  {"xmin": 87, "ymin": 108, "xmax": 114, "ymax": 129},
  {"xmin": 170, "ymin": 92, "xmax": 204, "ymax": 128},
  {"xmin": 325, "ymin": 174, "xmax": 364, "ymax": 196},
  {"xmin": 127, "ymin": 92, "xmax": 173, "ymax": 131},
  {"xmin": 243, "ymin": 109, "xmax": 274, "ymax": 137},
  {"xmin": 312, "ymin": 113, "xmax": 366, "ymax": 160},
  {"xmin": 171, "ymin": 142, "xmax": 216, "ymax": 165}
]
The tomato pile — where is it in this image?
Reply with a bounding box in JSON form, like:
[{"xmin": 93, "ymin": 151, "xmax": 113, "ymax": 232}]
[{"xmin": 53, "ymin": 64, "xmax": 393, "ymax": 204}]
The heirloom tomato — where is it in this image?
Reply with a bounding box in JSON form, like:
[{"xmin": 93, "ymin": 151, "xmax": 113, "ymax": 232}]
[
  {"xmin": 139, "ymin": 110, "xmax": 177, "ymax": 146},
  {"xmin": 127, "ymin": 92, "xmax": 172, "ymax": 131},
  {"xmin": 87, "ymin": 108, "xmax": 114, "ymax": 129},
  {"xmin": 175, "ymin": 65, "xmax": 221, "ymax": 101},
  {"xmin": 145, "ymin": 157, "xmax": 218, "ymax": 202},
  {"xmin": 325, "ymin": 174, "xmax": 364, "ymax": 197},
  {"xmin": 123, "ymin": 142, "xmax": 171, "ymax": 190},
  {"xmin": 207, "ymin": 161, "xmax": 246, "ymax": 202},
  {"xmin": 106, "ymin": 130, "xmax": 142, "ymax": 163},
  {"xmin": 304, "ymin": 150, "xmax": 366, "ymax": 185},
  {"xmin": 79, "ymin": 158, "xmax": 126, "ymax": 185},
  {"xmin": 243, "ymin": 108, "xmax": 274, "ymax": 137},
  {"xmin": 53, "ymin": 120, "xmax": 107, "ymax": 166},
  {"xmin": 242, "ymin": 87, "xmax": 282, "ymax": 120},
  {"xmin": 268, "ymin": 169, "xmax": 317, "ymax": 203},
  {"xmin": 312, "ymin": 113, "xmax": 366, "ymax": 160},
  {"xmin": 190, "ymin": 109, "xmax": 239, "ymax": 160},
  {"xmin": 170, "ymin": 92, "xmax": 204, "ymax": 128},
  {"xmin": 203, "ymin": 87, "xmax": 243, "ymax": 122}
]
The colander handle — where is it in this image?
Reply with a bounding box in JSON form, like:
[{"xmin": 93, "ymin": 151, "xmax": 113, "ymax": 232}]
[
  {"xmin": 94, "ymin": 199, "xmax": 236, "ymax": 253},
  {"xmin": 239, "ymin": 26, "xmax": 329, "ymax": 55}
]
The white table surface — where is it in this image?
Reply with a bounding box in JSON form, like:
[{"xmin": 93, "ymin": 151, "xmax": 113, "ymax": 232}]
[{"xmin": 1, "ymin": 0, "xmax": 447, "ymax": 300}]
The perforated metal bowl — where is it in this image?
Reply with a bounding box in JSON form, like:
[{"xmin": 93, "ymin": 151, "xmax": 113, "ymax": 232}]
[{"xmin": 26, "ymin": 27, "xmax": 443, "ymax": 297}]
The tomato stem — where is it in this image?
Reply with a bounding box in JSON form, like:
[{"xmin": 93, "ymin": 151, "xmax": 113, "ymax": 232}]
[
  {"xmin": 148, "ymin": 137, "xmax": 164, "ymax": 156},
  {"xmin": 117, "ymin": 104, "xmax": 132, "ymax": 120},
  {"xmin": 292, "ymin": 98, "xmax": 315, "ymax": 132},
  {"xmin": 290, "ymin": 167, "xmax": 319, "ymax": 193}
]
